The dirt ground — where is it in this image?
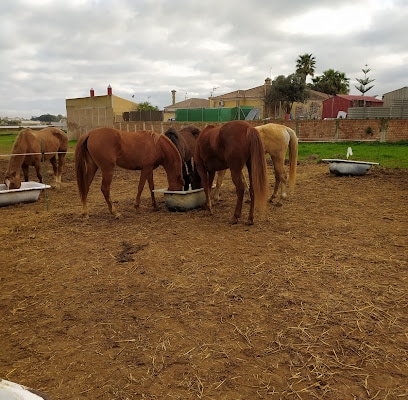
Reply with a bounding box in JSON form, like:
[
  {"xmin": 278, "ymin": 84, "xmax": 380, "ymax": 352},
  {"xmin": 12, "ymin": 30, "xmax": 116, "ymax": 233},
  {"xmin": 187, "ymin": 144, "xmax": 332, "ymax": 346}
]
[{"xmin": 0, "ymin": 156, "xmax": 407, "ymax": 400}]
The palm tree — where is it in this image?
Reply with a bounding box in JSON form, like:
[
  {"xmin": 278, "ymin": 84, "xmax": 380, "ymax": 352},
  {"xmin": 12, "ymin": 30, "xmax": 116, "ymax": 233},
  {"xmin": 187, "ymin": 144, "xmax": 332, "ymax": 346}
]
[
  {"xmin": 310, "ymin": 69, "xmax": 350, "ymax": 95},
  {"xmin": 296, "ymin": 53, "xmax": 316, "ymax": 84}
]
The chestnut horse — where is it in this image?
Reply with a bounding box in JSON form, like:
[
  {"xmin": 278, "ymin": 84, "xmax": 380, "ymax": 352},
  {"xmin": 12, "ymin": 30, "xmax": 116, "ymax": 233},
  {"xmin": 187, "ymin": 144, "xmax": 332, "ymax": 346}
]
[
  {"xmin": 4, "ymin": 127, "xmax": 68, "ymax": 189},
  {"xmin": 193, "ymin": 120, "xmax": 268, "ymax": 225},
  {"xmin": 164, "ymin": 125, "xmax": 201, "ymax": 190},
  {"xmin": 75, "ymin": 127, "xmax": 184, "ymax": 218},
  {"xmin": 213, "ymin": 123, "xmax": 298, "ymax": 204}
]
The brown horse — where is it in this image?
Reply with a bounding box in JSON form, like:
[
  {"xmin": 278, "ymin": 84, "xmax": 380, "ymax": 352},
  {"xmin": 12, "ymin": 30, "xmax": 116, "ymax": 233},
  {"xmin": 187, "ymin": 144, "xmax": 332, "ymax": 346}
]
[
  {"xmin": 75, "ymin": 127, "xmax": 184, "ymax": 218},
  {"xmin": 164, "ymin": 125, "xmax": 200, "ymax": 190},
  {"xmin": 4, "ymin": 127, "xmax": 68, "ymax": 189},
  {"xmin": 193, "ymin": 120, "xmax": 268, "ymax": 225},
  {"xmin": 213, "ymin": 123, "xmax": 298, "ymax": 204}
]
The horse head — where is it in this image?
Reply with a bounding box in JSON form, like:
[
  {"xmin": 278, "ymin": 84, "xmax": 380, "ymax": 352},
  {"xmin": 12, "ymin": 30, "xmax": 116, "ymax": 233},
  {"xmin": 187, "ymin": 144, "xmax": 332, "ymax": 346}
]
[{"xmin": 4, "ymin": 171, "xmax": 21, "ymax": 189}]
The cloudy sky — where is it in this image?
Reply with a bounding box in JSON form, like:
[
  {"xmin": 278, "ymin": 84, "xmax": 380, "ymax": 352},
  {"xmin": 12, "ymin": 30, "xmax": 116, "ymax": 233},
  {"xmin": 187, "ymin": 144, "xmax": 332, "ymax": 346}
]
[{"xmin": 0, "ymin": 0, "xmax": 406, "ymax": 119}]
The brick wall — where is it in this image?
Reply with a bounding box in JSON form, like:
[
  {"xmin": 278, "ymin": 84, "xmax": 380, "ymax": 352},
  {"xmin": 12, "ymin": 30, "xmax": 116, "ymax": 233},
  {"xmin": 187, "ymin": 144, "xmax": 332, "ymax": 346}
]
[{"xmin": 114, "ymin": 119, "xmax": 408, "ymax": 142}]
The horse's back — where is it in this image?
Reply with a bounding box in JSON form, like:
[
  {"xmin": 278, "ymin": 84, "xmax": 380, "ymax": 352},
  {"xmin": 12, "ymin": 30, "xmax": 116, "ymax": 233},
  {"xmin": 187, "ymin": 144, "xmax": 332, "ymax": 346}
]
[
  {"xmin": 32, "ymin": 127, "xmax": 68, "ymax": 153},
  {"xmin": 85, "ymin": 127, "xmax": 123, "ymax": 166},
  {"xmin": 86, "ymin": 127, "xmax": 163, "ymax": 169},
  {"xmin": 255, "ymin": 123, "xmax": 291, "ymax": 155},
  {"xmin": 195, "ymin": 124, "xmax": 226, "ymax": 169},
  {"xmin": 219, "ymin": 121, "xmax": 254, "ymax": 160}
]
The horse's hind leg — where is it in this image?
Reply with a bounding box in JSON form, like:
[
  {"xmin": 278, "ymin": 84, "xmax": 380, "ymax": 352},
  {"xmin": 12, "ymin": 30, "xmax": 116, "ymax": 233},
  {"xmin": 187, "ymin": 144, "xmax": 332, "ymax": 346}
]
[
  {"xmin": 80, "ymin": 162, "xmax": 98, "ymax": 218},
  {"xmin": 230, "ymin": 168, "xmax": 246, "ymax": 224},
  {"xmin": 271, "ymin": 156, "xmax": 288, "ymax": 205},
  {"xmin": 212, "ymin": 169, "xmax": 226, "ymax": 201},
  {"xmin": 56, "ymin": 154, "xmax": 66, "ymax": 188},
  {"xmin": 49, "ymin": 157, "xmax": 59, "ymax": 187},
  {"xmin": 100, "ymin": 169, "xmax": 120, "ymax": 218}
]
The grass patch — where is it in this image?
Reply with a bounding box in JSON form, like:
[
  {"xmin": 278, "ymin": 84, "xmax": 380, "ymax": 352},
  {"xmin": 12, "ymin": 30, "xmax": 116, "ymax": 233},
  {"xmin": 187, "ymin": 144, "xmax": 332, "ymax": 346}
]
[{"xmin": 298, "ymin": 141, "xmax": 408, "ymax": 169}]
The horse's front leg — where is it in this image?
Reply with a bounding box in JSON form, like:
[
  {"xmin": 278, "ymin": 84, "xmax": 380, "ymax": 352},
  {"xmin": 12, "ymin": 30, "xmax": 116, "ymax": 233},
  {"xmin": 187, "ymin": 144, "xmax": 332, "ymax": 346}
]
[
  {"xmin": 185, "ymin": 159, "xmax": 194, "ymax": 190},
  {"xmin": 146, "ymin": 170, "xmax": 159, "ymax": 210},
  {"xmin": 135, "ymin": 169, "xmax": 155, "ymax": 210},
  {"xmin": 182, "ymin": 162, "xmax": 190, "ymax": 191},
  {"xmin": 22, "ymin": 164, "xmax": 30, "ymax": 182},
  {"xmin": 100, "ymin": 170, "xmax": 119, "ymax": 218}
]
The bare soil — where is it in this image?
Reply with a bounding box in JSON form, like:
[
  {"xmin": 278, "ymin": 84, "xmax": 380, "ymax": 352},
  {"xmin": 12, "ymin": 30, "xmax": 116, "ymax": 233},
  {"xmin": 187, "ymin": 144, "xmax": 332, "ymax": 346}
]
[{"xmin": 0, "ymin": 157, "xmax": 407, "ymax": 400}]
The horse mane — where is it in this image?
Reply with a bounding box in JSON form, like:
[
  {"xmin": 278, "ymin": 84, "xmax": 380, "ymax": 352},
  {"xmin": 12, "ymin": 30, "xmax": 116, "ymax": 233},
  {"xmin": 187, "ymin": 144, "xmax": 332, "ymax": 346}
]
[
  {"xmin": 11, "ymin": 129, "xmax": 30, "ymax": 153},
  {"xmin": 145, "ymin": 130, "xmax": 160, "ymax": 144}
]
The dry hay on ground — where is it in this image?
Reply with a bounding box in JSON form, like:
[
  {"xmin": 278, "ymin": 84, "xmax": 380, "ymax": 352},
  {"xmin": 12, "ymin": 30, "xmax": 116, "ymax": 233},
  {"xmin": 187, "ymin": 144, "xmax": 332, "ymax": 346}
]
[{"xmin": 0, "ymin": 157, "xmax": 407, "ymax": 400}]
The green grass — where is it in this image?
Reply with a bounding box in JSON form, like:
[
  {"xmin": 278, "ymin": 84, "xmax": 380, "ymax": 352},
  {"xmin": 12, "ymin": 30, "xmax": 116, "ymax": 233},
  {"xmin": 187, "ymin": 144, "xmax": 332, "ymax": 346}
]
[
  {"xmin": 0, "ymin": 133, "xmax": 18, "ymax": 154},
  {"xmin": 298, "ymin": 141, "xmax": 408, "ymax": 168},
  {"xmin": 1, "ymin": 132, "xmax": 407, "ymax": 168}
]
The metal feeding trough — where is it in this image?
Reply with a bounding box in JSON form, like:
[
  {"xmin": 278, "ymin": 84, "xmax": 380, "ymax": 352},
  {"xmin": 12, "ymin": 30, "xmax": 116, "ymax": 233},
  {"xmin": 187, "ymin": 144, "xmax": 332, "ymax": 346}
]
[
  {"xmin": 154, "ymin": 187, "xmax": 207, "ymax": 211},
  {"xmin": 322, "ymin": 159, "xmax": 379, "ymax": 176},
  {"xmin": 0, "ymin": 181, "xmax": 51, "ymax": 207}
]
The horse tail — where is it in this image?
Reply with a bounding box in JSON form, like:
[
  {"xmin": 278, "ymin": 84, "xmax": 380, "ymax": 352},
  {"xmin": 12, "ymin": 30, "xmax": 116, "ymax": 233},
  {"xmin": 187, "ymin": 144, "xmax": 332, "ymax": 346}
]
[
  {"xmin": 75, "ymin": 133, "xmax": 91, "ymax": 203},
  {"xmin": 248, "ymin": 128, "xmax": 268, "ymax": 211},
  {"xmin": 286, "ymin": 127, "xmax": 298, "ymax": 193}
]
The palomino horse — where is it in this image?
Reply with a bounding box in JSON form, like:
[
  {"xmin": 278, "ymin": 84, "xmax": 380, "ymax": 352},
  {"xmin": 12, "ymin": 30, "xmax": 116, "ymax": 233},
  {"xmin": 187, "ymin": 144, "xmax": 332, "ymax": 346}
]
[
  {"xmin": 213, "ymin": 123, "xmax": 298, "ymax": 204},
  {"xmin": 164, "ymin": 125, "xmax": 200, "ymax": 190},
  {"xmin": 4, "ymin": 127, "xmax": 68, "ymax": 189},
  {"xmin": 193, "ymin": 120, "xmax": 268, "ymax": 225},
  {"xmin": 75, "ymin": 127, "xmax": 184, "ymax": 218}
]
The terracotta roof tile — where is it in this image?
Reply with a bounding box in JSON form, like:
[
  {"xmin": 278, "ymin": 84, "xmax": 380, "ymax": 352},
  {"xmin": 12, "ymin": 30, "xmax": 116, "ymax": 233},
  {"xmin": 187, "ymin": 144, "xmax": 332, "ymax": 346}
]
[{"xmin": 164, "ymin": 98, "xmax": 210, "ymax": 110}]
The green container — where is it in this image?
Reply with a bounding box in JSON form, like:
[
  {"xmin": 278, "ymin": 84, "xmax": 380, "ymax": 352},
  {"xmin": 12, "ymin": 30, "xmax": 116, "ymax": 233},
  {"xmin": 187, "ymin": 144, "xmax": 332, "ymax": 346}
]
[{"xmin": 175, "ymin": 107, "xmax": 254, "ymax": 122}]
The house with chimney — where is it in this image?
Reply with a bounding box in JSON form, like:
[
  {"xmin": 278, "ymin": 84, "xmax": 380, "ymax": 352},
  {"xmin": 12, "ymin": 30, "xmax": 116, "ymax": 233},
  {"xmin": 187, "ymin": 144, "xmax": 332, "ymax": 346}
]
[
  {"xmin": 209, "ymin": 78, "xmax": 330, "ymax": 120},
  {"xmin": 65, "ymin": 86, "xmax": 138, "ymax": 139},
  {"xmin": 163, "ymin": 90, "xmax": 210, "ymax": 121}
]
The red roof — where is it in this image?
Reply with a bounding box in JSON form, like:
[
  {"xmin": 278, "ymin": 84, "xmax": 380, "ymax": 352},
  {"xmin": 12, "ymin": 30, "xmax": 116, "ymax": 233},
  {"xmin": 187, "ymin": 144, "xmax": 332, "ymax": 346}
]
[{"xmin": 336, "ymin": 94, "xmax": 383, "ymax": 103}]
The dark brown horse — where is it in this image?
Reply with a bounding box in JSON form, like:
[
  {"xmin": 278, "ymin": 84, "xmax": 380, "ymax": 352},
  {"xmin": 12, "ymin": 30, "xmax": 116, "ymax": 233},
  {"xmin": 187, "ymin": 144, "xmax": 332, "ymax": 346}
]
[
  {"xmin": 193, "ymin": 120, "xmax": 268, "ymax": 225},
  {"xmin": 164, "ymin": 125, "xmax": 200, "ymax": 190},
  {"xmin": 213, "ymin": 122, "xmax": 298, "ymax": 205},
  {"xmin": 75, "ymin": 127, "xmax": 184, "ymax": 218},
  {"xmin": 4, "ymin": 127, "xmax": 68, "ymax": 189}
]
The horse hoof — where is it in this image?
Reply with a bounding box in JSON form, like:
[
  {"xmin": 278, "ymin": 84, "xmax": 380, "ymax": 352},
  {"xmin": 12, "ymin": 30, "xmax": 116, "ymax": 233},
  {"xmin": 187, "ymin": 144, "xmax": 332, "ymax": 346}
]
[
  {"xmin": 245, "ymin": 220, "xmax": 254, "ymax": 226},
  {"xmin": 229, "ymin": 218, "xmax": 238, "ymax": 225}
]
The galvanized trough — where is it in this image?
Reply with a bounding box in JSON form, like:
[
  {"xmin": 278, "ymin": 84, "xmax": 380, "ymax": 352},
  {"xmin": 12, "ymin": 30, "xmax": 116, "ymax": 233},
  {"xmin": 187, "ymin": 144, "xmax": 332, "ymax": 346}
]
[
  {"xmin": 153, "ymin": 187, "xmax": 206, "ymax": 211},
  {"xmin": 322, "ymin": 159, "xmax": 379, "ymax": 176},
  {"xmin": 0, "ymin": 181, "xmax": 51, "ymax": 207}
]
